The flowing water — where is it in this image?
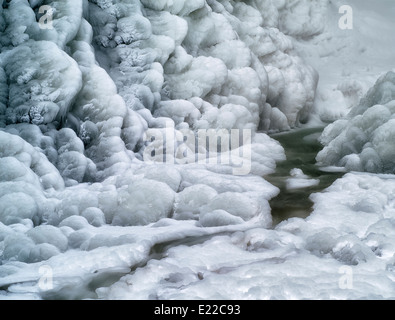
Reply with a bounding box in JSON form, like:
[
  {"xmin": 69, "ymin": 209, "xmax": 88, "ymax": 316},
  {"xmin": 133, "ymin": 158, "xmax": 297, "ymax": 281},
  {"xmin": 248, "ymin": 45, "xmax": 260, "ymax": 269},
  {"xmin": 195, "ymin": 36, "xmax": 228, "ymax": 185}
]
[{"xmin": 265, "ymin": 126, "xmax": 345, "ymax": 226}]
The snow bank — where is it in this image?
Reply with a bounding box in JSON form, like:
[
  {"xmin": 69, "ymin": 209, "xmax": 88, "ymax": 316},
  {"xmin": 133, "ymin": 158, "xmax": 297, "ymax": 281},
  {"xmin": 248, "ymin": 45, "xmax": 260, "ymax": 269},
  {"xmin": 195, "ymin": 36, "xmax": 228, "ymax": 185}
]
[
  {"xmin": 317, "ymin": 72, "xmax": 395, "ymax": 173},
  {"xmin": 99, "ymin": 172, "xmax": 395, "ymax": 300}
]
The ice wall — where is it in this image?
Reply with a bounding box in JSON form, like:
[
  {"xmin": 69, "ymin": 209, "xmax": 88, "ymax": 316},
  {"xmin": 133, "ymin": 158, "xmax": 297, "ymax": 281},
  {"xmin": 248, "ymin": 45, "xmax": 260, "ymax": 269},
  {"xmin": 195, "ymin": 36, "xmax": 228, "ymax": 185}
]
[
  {"xmin": 88, "ymin": 0, "xmax": 319, "ymax": 134},
  {"xmin": 0, "ymin": 0, "xmax": 322, "ymax": 298}
]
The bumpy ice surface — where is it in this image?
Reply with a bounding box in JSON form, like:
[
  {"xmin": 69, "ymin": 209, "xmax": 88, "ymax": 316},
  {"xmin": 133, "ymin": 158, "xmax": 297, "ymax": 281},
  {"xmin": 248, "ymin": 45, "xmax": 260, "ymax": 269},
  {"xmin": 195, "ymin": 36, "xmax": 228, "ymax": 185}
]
[{"xmin": 1, "ymin": 0, "xmax": 395, "ymax": 300}]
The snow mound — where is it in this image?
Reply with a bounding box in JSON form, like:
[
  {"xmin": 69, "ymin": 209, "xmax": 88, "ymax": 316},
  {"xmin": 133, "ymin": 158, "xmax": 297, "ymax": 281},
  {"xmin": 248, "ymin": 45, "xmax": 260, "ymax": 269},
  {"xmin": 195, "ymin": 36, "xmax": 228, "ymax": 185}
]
[
  {"xmin": 317, "ymin": 72, "xmax": 395, "ymax": 173},
  {"xmin": 99, "ymin": 172, "xmax": 395, "ymax": 300},
  {"xmin": 286, "ymin": 168, "xmax": 320, "ymax": 190}
]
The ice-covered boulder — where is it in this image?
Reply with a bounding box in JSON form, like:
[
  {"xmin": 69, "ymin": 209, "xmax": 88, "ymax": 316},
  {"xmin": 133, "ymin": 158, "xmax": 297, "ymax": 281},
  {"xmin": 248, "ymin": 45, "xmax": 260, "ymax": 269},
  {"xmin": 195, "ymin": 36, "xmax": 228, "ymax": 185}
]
[
  {"xmin": 286, "ymin": 168, "xmax": 320, "ymax": 190},
  {"xmin": 1, "ymin": 40, "xmax": 82, "ymax": 126},
  {"xmin": 317, "ymin": 72, "xmax": 395, "ymax": 173}
]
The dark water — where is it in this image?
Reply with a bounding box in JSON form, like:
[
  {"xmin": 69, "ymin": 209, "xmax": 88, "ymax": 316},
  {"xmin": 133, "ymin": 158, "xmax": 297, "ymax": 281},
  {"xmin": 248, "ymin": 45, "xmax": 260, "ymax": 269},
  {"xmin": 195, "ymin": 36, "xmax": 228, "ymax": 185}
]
[{"xmin": 265, "ymin": 126, "xmax": 344, "ymax": 226}]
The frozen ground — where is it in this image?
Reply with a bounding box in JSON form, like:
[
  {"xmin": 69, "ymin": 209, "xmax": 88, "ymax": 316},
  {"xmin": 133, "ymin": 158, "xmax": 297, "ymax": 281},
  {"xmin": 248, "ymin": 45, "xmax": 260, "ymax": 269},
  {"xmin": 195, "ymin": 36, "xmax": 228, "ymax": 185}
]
[{"xmin": 1, "ymin": 0, "xmax": 395, "ymax": 300}]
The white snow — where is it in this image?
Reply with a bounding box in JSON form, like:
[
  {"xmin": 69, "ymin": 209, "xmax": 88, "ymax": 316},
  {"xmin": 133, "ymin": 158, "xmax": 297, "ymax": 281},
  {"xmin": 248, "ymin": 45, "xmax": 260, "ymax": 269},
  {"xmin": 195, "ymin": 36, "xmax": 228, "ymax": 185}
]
[
  {"xmin": 294, "ymin": 0, "xmax": 395, "ymax": 122},
  {"xmin": 317, "ymin": 72, "xmax": 395, "ymax": 173},
  {"xmin": 286, "ymin": 168, "xmax": 320, "ymax": 190},
  {"xmin": 98, "ymin": 173, "xmax": 395, "ymax": 300},
  {"xmin": 0, "ymin": 0, "xmax": 395, "ymax": 301}
]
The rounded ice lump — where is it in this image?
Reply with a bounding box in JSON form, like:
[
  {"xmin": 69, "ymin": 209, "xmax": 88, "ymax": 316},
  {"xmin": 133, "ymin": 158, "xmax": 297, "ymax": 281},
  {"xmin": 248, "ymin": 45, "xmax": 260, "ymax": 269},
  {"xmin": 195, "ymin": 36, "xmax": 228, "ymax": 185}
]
[{"xmin": 317, "ymin": 71, "xmax": 395, "ymax": 173}]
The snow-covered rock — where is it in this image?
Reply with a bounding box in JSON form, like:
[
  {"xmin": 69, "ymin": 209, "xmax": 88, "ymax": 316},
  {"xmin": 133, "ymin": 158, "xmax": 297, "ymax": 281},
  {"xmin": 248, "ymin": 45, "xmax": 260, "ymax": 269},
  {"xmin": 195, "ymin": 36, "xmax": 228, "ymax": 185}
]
[
  {"xmin": 286, "ymin": 168, "xmax": 320, "ymax": 190},
  {"xmin": 317, "ymin": 72, "xmax": 395, "ymax": 173}
]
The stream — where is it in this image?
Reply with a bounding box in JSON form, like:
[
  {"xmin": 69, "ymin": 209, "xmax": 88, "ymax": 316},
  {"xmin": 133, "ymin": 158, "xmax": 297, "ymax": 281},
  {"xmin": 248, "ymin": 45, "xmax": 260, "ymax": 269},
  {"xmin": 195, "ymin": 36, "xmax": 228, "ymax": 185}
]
[{"xmin": 265, "ymin": 126, "xmax": 345, "ymax": 226}]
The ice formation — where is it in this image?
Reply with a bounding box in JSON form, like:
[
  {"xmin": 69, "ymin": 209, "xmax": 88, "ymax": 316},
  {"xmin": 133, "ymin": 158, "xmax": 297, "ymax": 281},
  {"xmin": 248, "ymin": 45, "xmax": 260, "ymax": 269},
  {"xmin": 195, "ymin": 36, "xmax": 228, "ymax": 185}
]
[
  {"xmin": 0, "ymin": 0, "xmax": 320, "ymax": 298},
  {"xmin": 98, "ymin": 172, "xmax": 395, "ymax": 300},
  {"xmin": 317, "ymin": 72, "xmax": 395, "ymax": 173},
  {"xmin": 285, "ymin": 168, "xmax": 320, "ymax": 190},
  {"xmin": 1, "ymin": 0, "xmax": 395, "ymax": 300}
]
